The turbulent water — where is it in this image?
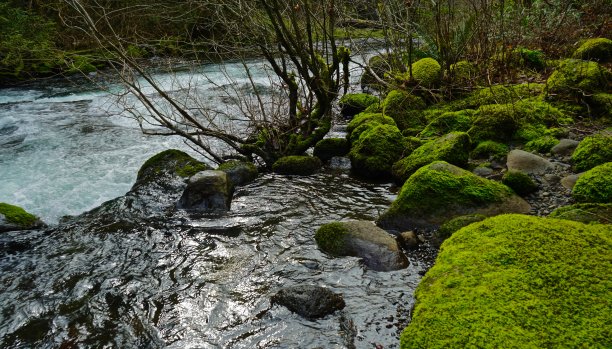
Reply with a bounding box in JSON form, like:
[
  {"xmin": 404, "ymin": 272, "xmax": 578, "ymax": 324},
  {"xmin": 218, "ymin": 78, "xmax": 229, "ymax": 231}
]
[{"xmin": 0, "ymin": 59, "xmax": 433, "ymax": 348}]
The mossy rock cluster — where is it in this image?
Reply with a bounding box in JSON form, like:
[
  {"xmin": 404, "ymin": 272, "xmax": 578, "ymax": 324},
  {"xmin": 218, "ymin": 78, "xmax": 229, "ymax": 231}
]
[
  {"xmin": 572, "ymin": 38, "xmax": 612, "ymax": 62},
  {"xmin": 135, "ymin": 149, "xmax": 209, "ymax": 187},
  {"xmin": 419, "ymin": 110, "xmax": 476, "ymax": 137},
  {"xmin": 379, "ymin": 161, "xmax": 529, "ymax": 230},
  {"xmin": 401, "ymin": 214, "xmax": 611, "ymax": 349},
  {"xmin": 313, "ymin": 138, "xmax": 350, "ymax": 162},
  {"xmin": 571, "ymin": 133, "xmax": 612, "ymax": 172},
  {"xmin": 0, "ymin": 202, "xmax": 43, "ymax": 232},
  {"xmin": 338, "ymin": 93, "xmax": 379, "ymax": 117},
  {"xmin": 391, "ymin": 132, "xmax": 471, "ymax": 183},
  {"xmin": 471, "ymin": 140, "xmax": 509, "ymax": 160},
  {"xmin": 502, "ymin": 170, "xmax": 538, "ymax": 196},
  {"xmin": 450, "ymin": 83, "xmax": 545, "ymax": 110},
  {"xmin": 572, "ymin": 162, "xmax": 612, "ymax": 203},
  {"xmin": 349, "ymin": 124, "xmax": 407, "ymax": 179},
  {"xmin": 381, "ymin": 90, "xmax": 426, "ymax": 131},
  {"xmin": 549, "ymin": 203, "xmax": 612, "ymax": 224},
  {"xmin": 272, "ymin": 155, "xmax": 322, "ymax": 176},
  {"xmin": 346, "ymin": 112, "xmax": 397, "ymax": 144},
  {"xmin": 546, "ymin": 59, "xmax": 610, "ymax": 99}
]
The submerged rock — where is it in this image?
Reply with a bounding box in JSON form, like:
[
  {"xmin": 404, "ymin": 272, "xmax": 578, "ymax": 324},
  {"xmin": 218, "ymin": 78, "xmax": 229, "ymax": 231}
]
[
  {"xmin": 379, "ymin": 161, "xmax": 530, "ymax": 230},
  {"xmin": 178, "ymin": 170, "xmax": 233, "ymax": 211},
  {"xmin": 0, "ymin": 202, "xmax": 45, "ymax": 233},
  {"xmin": 401, "ymin": 214, "xmax": 611, "ymax": 348},
  {"xmin": 271, "ymin": 285, "xmax": 345, "ymax": 319},
  {"xmin": 315, "ymin": 221, "xmax": 409, "ymax": 271}
]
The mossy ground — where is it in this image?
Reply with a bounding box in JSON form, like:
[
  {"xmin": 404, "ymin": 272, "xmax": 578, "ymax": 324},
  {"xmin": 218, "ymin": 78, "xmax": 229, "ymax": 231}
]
[
  {"xmin": 0, "ymin": 202, "xmax": 38, "ymax": 228},
  {"xmin": 435, "ymin": 213, "xmax": 486, "ymax": 243},
  {"xmin": 546, "ymin": 59, "xmax": 610, "ymax": 99},
  {"xmin": 572, "ymin": 38, "xmax": 612, "ymax": 62},
  {"xmin": 346, "ymin": 112, "xmax": 396, "ymax": 144},
  {"xmin": 401, "ymin": 214, "xmax": 611, "ymax": 349},
  {"xmin": 381, "ymin": 90, "xmax": 426, "ymax": 131}
]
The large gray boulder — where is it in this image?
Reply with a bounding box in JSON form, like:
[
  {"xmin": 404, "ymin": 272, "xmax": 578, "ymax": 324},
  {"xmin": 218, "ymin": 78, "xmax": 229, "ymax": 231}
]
[
  {"xmin": 178, "ymin": 170, "xmax": 233, "ymax": 211},
  {"xmin": 507, "ymin": 149, "xmax": 553, "ymax": 174},
  {"xmin": 315, "ymin": 221, "xmax": 409, "ymax": 271}
]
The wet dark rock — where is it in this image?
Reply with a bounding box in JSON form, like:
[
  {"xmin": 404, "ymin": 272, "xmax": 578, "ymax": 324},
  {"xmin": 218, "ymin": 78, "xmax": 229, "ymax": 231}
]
[
  {"xmin": 398, "ymin": 231, "xmax": 420, "ymax": 249},
  {"xmin": 315, "ymin": 221, "xmax": 409, "ymax": 271},
  {"xmin": 271, "ymin": 285, "xmax": 345, "ymax": 319},
  {"xmin": 217, "ymin": 160, "xmax": 258, "ymax": 187},
  {"xmin": 178, "ymin": 170, "xmax": 233, "ymax": 211}
]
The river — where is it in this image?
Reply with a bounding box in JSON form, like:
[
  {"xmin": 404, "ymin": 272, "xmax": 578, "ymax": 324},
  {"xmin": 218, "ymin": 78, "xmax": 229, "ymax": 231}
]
[{"xmin": 0, "ymin": 59, "xmax": 433, "ymax": 348}]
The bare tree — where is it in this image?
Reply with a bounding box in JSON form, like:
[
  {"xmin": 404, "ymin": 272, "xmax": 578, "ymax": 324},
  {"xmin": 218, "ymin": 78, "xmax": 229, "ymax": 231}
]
[{"xmin": 62, "ymin": 0, "xmax": 350, "ymax": 167}]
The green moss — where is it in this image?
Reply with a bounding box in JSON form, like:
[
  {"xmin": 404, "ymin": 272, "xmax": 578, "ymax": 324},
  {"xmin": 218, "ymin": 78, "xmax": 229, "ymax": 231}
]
[
  {"xmin": 511, "ymin": 48, "xmax": 546, "ymax": 70},
  {"xmin": 589, "ymin": 93, "xmax": 612, "ymax": 118},
  {"xmin": 571, "ymin": 134, "xmax": 612, "ymax": 172},
  {"xmin": 349, "ymin": 124, "xmax": 407, "ymax": 179},
  {"xmin": 471, "ymin": 140, "xmax": 509, "ymax": 160},
  {"xmin": 449, "ymin": 60, "xmax": 473, "ymax": 82},
  {"xmin": 410, "ymin": 57, "xmax": 442, "ymax": 87},
  {"xmin": 468, "ymin": 100, "xmax": 566, "ymax": 144},
  {"xmin": 346, "ymin": 112, "xmax": 397, "ymax": 144},
  {"xmin": 419, "ymin": 110, "xmax": 476, "ymax": 138},
  {"xmin": 392, "ymin": 132, "xmax": 471, "ymax": 183},
  {"xmin": 401, "ymin": 214, "xmax": 612, "ymax": 349},
  {"xmin": 546, "ymin": 59, "xmax": 610, "ymax": 98},
  {"xmin": 502, "ymin": 170, "xmax": 538, "ymax": 196},
  {"xmin": 572, "ymin": 162, "xmax": 612, "ymax": 203},
  {"xmin": 0, "ymin": 203, "xmax": 38, "ymax": 228},
  {"xmin": 272, "ymin": 155, "xmax": 322, "ymax": 176},
  {"xmin": 549, "ymin": 203, "xmax": 612, "ymax": 224},
  {"xmin": 338, "ymin": 93, "xmax": 379, "ymax": 117},
  {"xmin": 572, "ymin": 38, "xmax": 612, "ymax": 62},
  {"xmin": 136, "ymin": 149, "xmax": 209, "ymax": 184},
  {"xmin": 313, "ymin": 138, "xmax": 350, "ymax": 162},
  {"xmin": 314, "ymin": 222, "xmax": 350, "ymax": 255},
  {"xmin": 525, "ymin": 135, "xmax": 560, "ymax": 153},
  {"xmin": 382, "ymin": 90, "xmax": 426, "ymax": 130},
  {"xmin": 383, "ymin": 161, "xmax": 514, "ymax": 226},
  {"xmin": 435, "ymin": 214, "xmax": 487, "ymax": 243},
  {"xmin": 450, "ymin": 83, "xmax": 545, "ymax": 110}
]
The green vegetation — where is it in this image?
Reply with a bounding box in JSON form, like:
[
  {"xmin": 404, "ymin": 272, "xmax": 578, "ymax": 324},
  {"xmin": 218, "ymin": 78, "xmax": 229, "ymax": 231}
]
[
  {"xmin": 435, "ymin": 213, "xmax": 486, "ymax": 243},
  {"xmin": 272, "ymin": 155, "xmax": 322, "ymax": 176},
  {"xmin": 313, "ymin": 138, "xmax": 350, "ymax": 162},
  {"xmin": 314, "ymin": 222, "xmax": 350, "ymax": 256},
  {"xmin": 349, "ymin": 124, "xmax": 407, "ymax": 179},
  {"xmin": 136, "ymin": 149, "xmax": 209, "ymax": 184},
  {"xmin": 546, "ymin": 59, "xmax": 610, "ymax": 99},
  {"xmin": 409, "ymin": 57, "xmax": 442, "ymax": 87},
  {"xmin": 571, "ymin": 134, "xmax": 612, "ymax": 172},
  {"xmin": 572, "ymin": 38, "xmax": 612, "ymax": 62},
  {"xmin": 401, "ymin": 214, "xmax": 612, "ymax": 349},
  {"xmin": 502, "ymin": 170, "xmax": 538, "ymax": 196},
  {"xmin": 392, "ymin": 132, "xmax": 471, "ymax": 183},
  {"xmin": 450, "ymin": 83, "xmax": 545, "ymax": 111},
  {"xmin": 381, "ymin": 90, "xmax": 427, "ymax": 130},
  {"xmin": 572, "ymin": 162, "xmax": 612, "ymax": 203},
  {"xmin": 471, "ymin": 140, "xmax": 509, "ymax": 160},
  {"xmin": 0, "ymin": 202, "xmax": 38, "ymax": 228},
  {"xmin": 549, "ymin": 203, "xmax": 612, "ymax": 224},
  {"xmin": 346, "ymin": 113, "xmax": 397, "ymax": 144},
  {"xmin": 338, "ymin": 93, "xmax": 379, "ymax": 117},
  {"xmin": 524, "ymin": 135, "xmax": 559, "ymax": 153},
  {"xmin": 419, "ymin": 110, "xmax": 475, "ymax": 138}
]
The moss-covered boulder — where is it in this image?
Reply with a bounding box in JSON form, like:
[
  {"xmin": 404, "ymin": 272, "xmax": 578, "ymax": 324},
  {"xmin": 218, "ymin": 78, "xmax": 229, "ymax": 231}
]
[
  {"xmin": 572, "ymin": 38, "xmax": 612, "ymax": 62},
  {"xmin": 346, "ymin": 112, "xmax": 396, "ymax": 144},
  {"xmin": 451, "ymin": 83, "xmax": 545, "ymax": 110},
  {"xmin": 315, "ymin": 221, "xmax": 409, "ymax": 271},
  {"xmin": 571, "ymin": 133, "xmax": 612, "ymax": 172},
  {"xmin": 471, "ymin": 140, "xmax": 509, "ymax": 160},
  {"xmin": 524, "ymin": 135, "xmax": 560, "ymax": 153},
  {"xmin": 419, "ymin": 110, "xmax": 476, "ymax": 138},
  {"xmin": 401, "ymin": 214, "xmax": 611, "ymax": 349},
  {"xmin": 572, "ymin": 162, "xmax": 612, "ymax": 203},
  {"xmin": 135, "ymin": 149, "xmax": 209, "ymax": 188},
  {"xmin": 410, "ymin": 57, "xmax": 441, "ymax": 87},
  {"xmin": 0, "ymin": 203, "xmax": 44, "ymax": 233},
  {"xmin": 379, "ymin": 161, "xmax": 530, "ymax": 230},
  {"xmin": 546, "ymin": 59, "xmax": 610, "ymax": 98},
  {"xmin": 381, "ymin": 90, "xmax": 426, "ymax": 131},
  {"xmin": 391, "ymin": 132, "xmax": 471, "ymax": 183},
  {"xmin": 449, "ymin": 60, "xmax": 473, "ymax": 82},
  {"xmin": 549, "ymin": 203, "xmax": 612, "ymax": 224},
  {"xmin": 272, "ymin": 155, "xmax": 322, "ymax": 176},
  {"xmin": 349, "ymin": 124, "xmax": 407, "ymax": 179},
  {"xmin": 468, "ymin": 100, "xmax": 566, "ymax": 144},
  {"xmin": 588, "ymin": 93, "xmax": 612, "ymax": 118},
  {"xmin": 502, "ymin": 170, "xmax": 538, "ymax": 196},
  {"xmin": 434, "ymin": 213, "xmax": 487, "ymax": 244},
  {"xmin": 313, "ymin": 138, "xmax": 350, "ymax": 162},
  {"xmin": 217, "ymin": 160, "xmax": 258, "ymax": 186},
  {"xmin": 338, "ymin": 93, "xmax": 379, "ymax": 117}
]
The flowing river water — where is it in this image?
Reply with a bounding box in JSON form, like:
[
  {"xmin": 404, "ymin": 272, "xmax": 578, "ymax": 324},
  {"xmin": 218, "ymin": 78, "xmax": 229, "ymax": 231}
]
[{"xmin": 0, "ymin": 61, "xmax": 434, "ymax": 348}]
